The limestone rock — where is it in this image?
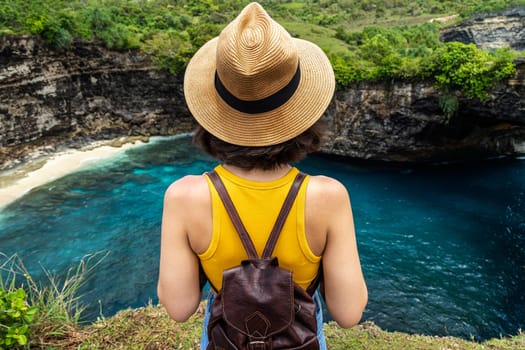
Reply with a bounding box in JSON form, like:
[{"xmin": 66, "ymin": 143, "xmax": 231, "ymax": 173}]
[
  {"xmin": 441, "ymin": 7, "xmax": 525, "ymax": 51},
  {"xmin": 322, "ymin": 65, "xmax": 525, "ymax": 162},
  {"xmin": 0, "ymin": 34, "xmax": 524, "ymax": 167},
  {"xmin": 0, "ymin": 36, "xmax": 194, "ymax": 168}
]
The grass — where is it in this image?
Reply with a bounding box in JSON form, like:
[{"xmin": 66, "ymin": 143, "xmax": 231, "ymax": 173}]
[
  {"xmin": 324, "ymin": 322, "xmax": 525, "ymax": 350},
  {"xmin": 274, "ymin": 1, "xmax": 458, "ymax": 47},
  {"xmin": 280, "ymin": 21, "xmax": 353, "ymax": 56},
  {"xmin": 0, "ymin": 252, "xmax": 107, "ymax": 348},
  {"xmin": 26, "ymin": 304, "xmax": 524, "ymax": 349},
  {"xmin": 1, "ymin": 253, "xmax": 524, "ymax": 349}
]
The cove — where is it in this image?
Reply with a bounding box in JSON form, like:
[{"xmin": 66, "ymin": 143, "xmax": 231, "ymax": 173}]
[{"xmin": 0, "ymin": 135, "xmax": 523, "ymax": 341}]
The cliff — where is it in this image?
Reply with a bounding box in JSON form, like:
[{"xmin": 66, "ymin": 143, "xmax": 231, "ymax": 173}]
[
  {"xmin": 440, "ymin": 7, "xmax": 525, "ymax": 51},
  {"xmin": 0, "ymin": 34, "xmax": 524, "ymax": 168},
  {"xmin": 324, "ymin": 62, "xmax": 525, "ymax": 162},
  {"xmin": 0, "ymin": 36, "xmax": 194, "ymax": 168},
  {"xmin": 327, "ymin": 7, "xmax": 525, "ymax": 162}
]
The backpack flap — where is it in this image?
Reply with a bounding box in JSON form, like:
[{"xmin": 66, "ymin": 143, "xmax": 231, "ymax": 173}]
[{"xmin": 221, "ymin": 257, "xmax": 294, "ymax": 338}]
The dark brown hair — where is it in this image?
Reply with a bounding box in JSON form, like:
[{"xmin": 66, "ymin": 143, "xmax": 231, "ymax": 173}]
[{"xmin": 193, "ymin": 121, "xmax": 324, "ymax": 170}]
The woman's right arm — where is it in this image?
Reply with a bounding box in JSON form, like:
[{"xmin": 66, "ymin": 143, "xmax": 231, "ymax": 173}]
[
  {"xmin": 311, "ymin": 176, "xmax": 368, "ymax": 328},
  {"xmin": 157, "ymin": 176, "xmax": 203, "ymax": 322}
]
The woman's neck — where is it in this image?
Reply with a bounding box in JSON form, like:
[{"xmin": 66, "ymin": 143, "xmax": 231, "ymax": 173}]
[{"xmin": 222, "ymin": 164, "xmax": 292, "ymax": 182}]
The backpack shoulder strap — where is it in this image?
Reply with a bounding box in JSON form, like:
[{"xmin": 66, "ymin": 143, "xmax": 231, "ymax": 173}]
[
  {"xmin": 262, "ymin": 172, "xmax": 306, "ymax": 258},
  {"xmin": 306, "ymin": 261, "xmax": 323, "ymax": 296},
  {"xmin": 207, "ymin": 170, "xmax": 307, "ymax": 259},
  {"xmin": 207, "ymin": 170, "xmax": 258, "ymax": 258}
]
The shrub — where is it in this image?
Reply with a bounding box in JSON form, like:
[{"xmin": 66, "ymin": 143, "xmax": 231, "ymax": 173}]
[
  {"xmin": 0, "ymin": 252, "xmax": 108, "ymax": 347},
  {"xmin": 425, "ymin": 42, "xmax": 517, "ymax": 100},
  {"xmin": 489, "ymin": 47, "xmax": 519, "ymax": 80},
  {"xmin": 0, "ymin": 288, "xmax": 37, "ymax": 348},
  {"xmin": 0, "ymin": 0, "xmax": 520, "ymax": 91},
  {"xmin": 142, "ymin": 30, "xmax": 194, "ymax": 74},
  {"xmin": 360, "ymin": 33, "xmax": 396, "ymax": 65},
  {"xmin": 439, "ymin": 93, "xmax": 460, "ymax": 121},
  {"xmin": 330, "ymin": 54, "xmax": 366, "ymax": 88}
]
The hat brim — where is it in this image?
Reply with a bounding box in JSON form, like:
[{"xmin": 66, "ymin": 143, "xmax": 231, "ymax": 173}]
[{"xmin": 184, "ymin": 37, "xmax": 335, "ymax": 147}]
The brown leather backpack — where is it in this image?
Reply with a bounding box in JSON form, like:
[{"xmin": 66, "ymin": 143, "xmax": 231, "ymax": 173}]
[{"xmin": 205, "ymin": 170, "xmax": 321, "ymax": 350}]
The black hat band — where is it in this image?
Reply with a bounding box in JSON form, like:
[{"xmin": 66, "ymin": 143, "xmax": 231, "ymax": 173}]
[{"xmin": 214, "ymin": 64, "xmax": 301, "ymax": 115}]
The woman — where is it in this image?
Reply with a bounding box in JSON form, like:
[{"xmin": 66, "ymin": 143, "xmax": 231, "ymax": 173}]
[{"xmin": 158, "ymin": 2, "xmax": 368, "ymax": 348}]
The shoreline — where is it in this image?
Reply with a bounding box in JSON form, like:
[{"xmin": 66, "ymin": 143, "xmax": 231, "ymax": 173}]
[{"xmin": 0, "ymin": 138, "xmax": 146, "ymax": 209}]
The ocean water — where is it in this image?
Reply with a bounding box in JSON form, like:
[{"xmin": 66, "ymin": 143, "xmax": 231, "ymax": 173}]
[{"xmin": 0, "ymin": 135, "xmax": 523, "ymax": 340}]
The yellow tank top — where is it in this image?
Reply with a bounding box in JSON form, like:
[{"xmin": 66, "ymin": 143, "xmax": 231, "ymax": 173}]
[{"xmin": 199, "ymin": 165, "xmax": 321, "ymax": 291}]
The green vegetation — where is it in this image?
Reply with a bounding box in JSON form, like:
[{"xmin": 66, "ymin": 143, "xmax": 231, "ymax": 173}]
[
  {"xmin": 39, "ymin": 305, "xmax": 524, "ymax": 349},
  {"xmin": 0, "ymin": 252, "xmax": 107, "ymax": 349},
  {"xmin": 427, "ymin": 43, "xmax": 518, "ymax": 100},
  {"xmin": 0, "ymin": 0, "xmax": 523, "ymax": 105},
  {"xmin": 0, "ymin": 288, "xmax": 36, "ymax": 348},
  {"xmin": 1, "ymin": 253, "xmax": 524, "ymax": 349},
  {"xmin": 1, "ymin": 2, "xmax": 523, "ymax": 343}
]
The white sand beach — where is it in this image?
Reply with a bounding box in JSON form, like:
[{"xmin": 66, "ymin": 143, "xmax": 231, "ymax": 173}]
[{"xmin": 0, "ymin": 140, "xmax": 144, "ymax": 208}]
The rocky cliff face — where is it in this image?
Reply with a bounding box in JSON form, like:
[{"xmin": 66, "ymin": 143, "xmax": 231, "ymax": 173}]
[
  {"xmin": 0, "ymin": 34, "xmax": 524, "ymax": 168},
  {"xmin": 440, "ymin": 7, "xmax": 525, "ymax": 51},
  {"xmin": 0, "ymin": 36, "xmax": 194, "ymax": 168},
  {"xmin": 325, "ymin": 7, "xmax": 525, "ymax": 162},
  {"xmin": 324, "ymin": 64, "xmax": 525, "ymax": 162}
]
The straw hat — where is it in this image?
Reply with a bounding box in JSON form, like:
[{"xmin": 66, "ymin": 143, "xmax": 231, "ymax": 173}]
[{"xmin": 183, "ymin": 2, "xmax": 335, "ymax": 146}]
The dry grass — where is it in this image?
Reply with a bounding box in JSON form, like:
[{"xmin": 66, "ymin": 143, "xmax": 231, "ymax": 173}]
[
  {"xmin": 31, "ymin": 303, "xmax": 205, "ymax": 350},
  {"xmin": 3, "ymin": 253, "xmax": 523, "ymax": 349},
  {"xmin": 28, "ymin": 303, "xmax": 524, "ymax": 350}
]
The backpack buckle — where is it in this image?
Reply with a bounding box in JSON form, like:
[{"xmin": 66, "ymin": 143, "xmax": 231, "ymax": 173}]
[{"xmin": 248, "ymin": 340, "xmax": 269, "ymax": 350}]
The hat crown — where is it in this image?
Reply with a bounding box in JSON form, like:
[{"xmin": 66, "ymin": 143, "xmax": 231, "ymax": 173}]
[
  {"xmin": 183, "ymin": 1, "xmax": 335, "ymax": 147},
  {"xmin": 216, "ymin": 2, "xmax": 298, "ymax": 101}
]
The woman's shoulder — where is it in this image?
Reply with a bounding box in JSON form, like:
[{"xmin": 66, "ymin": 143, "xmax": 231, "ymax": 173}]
[
  {"xmin": 307, "ymin": 174, "xmax": 349, "ymax": 197},
  {"xmin": 164, "ymin": 174, "xmax": 210, "ymax": 202},
  {"xmin": 306, "ymin": 174, "xmax": 351, "ymax": 211}
]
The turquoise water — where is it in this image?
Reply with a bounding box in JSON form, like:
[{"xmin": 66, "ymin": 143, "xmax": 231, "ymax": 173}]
[{"xmin": 0, "ymin": 135, "xmax": 523, "ymax": 340}]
